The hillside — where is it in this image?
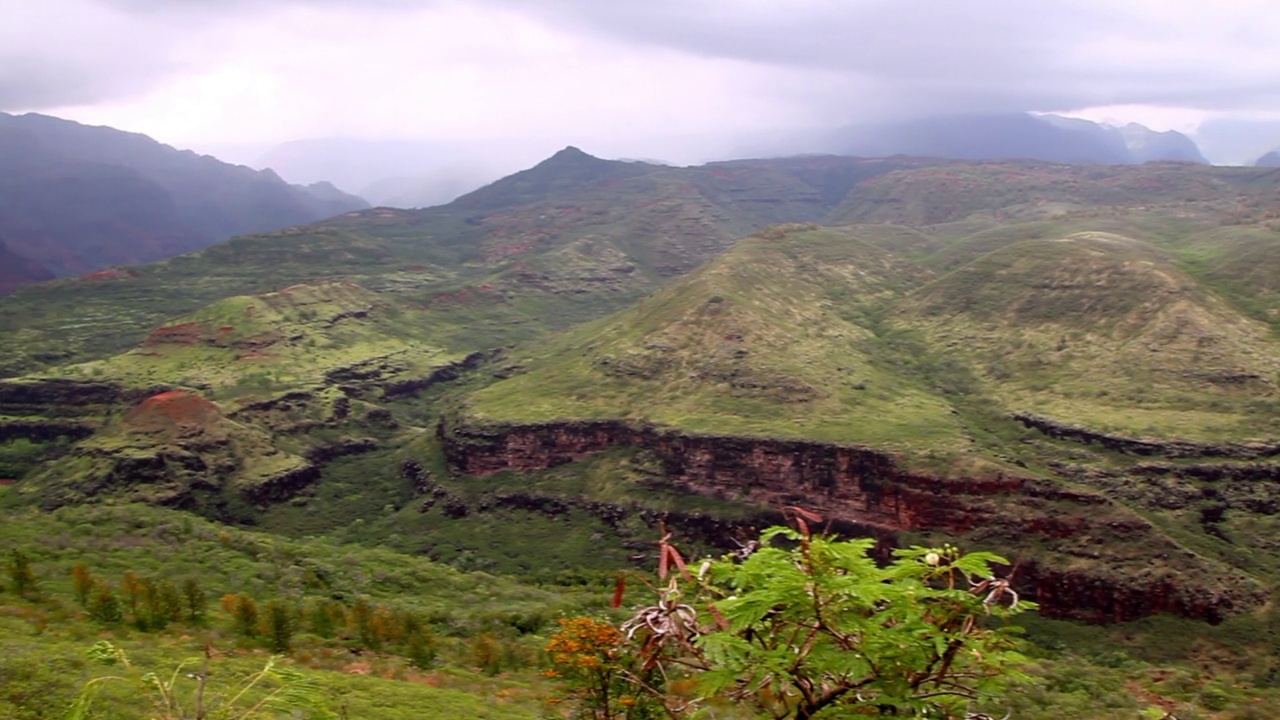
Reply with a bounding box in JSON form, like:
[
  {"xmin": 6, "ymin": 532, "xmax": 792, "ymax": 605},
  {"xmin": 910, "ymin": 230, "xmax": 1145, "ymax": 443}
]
[
  {"xmin": 7, "ymin": 151, "xmax": 1280, "ymax": 716},
  {"xmin": 0, "ymin": 112, "xmax": 367, "ymax": 293},
  {"xmin": 899, "ymin": 233, "xmax": 1280, "ymax": 441},
  {"xmin": 0, "ymin": 152, "xmax": 941, "ymax": 378},
  {"xmin": 6, "ymin": 153, "xmax": 1280, "ymax": 380},
  {"xmin": 5, "ymin": 152, "xmax": 1280, "ymax": 630},
  {"xmin": 0, "ymin": 240, "xmax": 54, "ymax": 295},
  {"xmin": 449, "ymin": 221, "xmax": 1280, "ymax": 621}
]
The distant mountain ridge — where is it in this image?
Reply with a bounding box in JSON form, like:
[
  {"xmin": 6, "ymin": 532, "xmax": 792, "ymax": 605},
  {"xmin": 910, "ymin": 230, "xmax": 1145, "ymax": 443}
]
[
  {"xmin": 247, "ymin": 114, "xmax": 1210, "ymax": 212},
  {"xmin": 0, "ymin": 112, "xmax": 369, "ymax": 294},
  {"xmin": 1255, "ymin": 150, "xmax": 1280, "ymax": 167},
  {"xmin": 832, "ymin": 112, "xmax": 1207, "ymax": 165}
]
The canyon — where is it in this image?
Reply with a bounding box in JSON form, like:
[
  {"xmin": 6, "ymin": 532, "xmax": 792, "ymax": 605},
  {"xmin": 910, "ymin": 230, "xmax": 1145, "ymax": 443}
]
[{"xmin": 440, "ymin": 417, "xmax": 1264, "ymax": 624}]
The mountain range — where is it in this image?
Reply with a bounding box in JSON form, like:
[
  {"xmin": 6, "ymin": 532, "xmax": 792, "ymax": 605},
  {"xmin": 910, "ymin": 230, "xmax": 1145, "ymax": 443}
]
[
  {"xmin": 833, "ymin": 112, "xmax": 1207, "ymax": 165},
  {"xmin": 0, "ymin": 112, "xmax": 368, "ymax": 295},
  {"xmin": 247, "ymin": 113, "xmax": 1213, "ymax": 209},
  {"xmin": 5, "ymin": 143, "xmax": 1280, "ymax": 635}
]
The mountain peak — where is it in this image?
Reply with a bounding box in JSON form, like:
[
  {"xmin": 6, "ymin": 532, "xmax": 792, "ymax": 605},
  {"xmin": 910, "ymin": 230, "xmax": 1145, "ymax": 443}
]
[
  {"xmin": 451, "ymin": 145, "xmax": 655, "ymax": 211},
  {"xmin": 532, "ymin": 145, "xmax": 608, "ymax": 170},
  {"xmin": 550, "ymin": 145, "xmax": 592, "ymax": 160}
]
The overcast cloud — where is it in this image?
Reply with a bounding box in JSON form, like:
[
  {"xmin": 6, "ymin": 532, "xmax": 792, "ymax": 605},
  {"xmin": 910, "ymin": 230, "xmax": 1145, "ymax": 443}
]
[{"xmin": 6, "ymin": 0, "xmax": 1280, "ymax": 165}]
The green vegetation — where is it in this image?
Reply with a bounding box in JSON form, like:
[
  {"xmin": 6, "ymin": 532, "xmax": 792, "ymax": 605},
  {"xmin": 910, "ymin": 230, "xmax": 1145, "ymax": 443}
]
[
  {"xmin": 468, "ymin": 226, "xmax": 978, "ymax": 457},
  {"xmin": 547, "ymin": 522, "xmax": 1034, "ymax": 719},
  {"xmin": 7, "ymin": 154, "xmax": 1280, "ymax": 717}
]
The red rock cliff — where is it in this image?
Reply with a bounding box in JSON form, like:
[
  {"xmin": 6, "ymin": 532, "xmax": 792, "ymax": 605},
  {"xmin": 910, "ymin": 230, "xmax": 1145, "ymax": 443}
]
[{"xmin": 440, "ymin": 417, "xmax": 1263, "ymax": 624}]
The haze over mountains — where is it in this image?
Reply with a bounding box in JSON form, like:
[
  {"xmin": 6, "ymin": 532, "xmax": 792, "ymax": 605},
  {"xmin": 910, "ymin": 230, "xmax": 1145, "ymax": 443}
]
[
  {"xmin": 2, "ymin": 106, "xmax": 1271, "ymax": 300},
  {"xmin": 0, "ymin": 112, "xmax": 368, "ymax": 295},
  {"xmin": 242, "ymin": 112, "xmax": 1218, "ymax": 209}
]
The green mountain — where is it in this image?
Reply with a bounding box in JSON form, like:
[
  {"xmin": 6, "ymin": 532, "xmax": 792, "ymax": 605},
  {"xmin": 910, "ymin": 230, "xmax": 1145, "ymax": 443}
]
[
  {"xmin": 6, "ymin": 150, "xmax": 1280, "ymax": 628},
  {"xmin": 0, "ymin": 152, "xmax": 937, "ymax": 378},
  {"xmin": 10, "ymin": 149, "xmax": 1280, "ymax": 717}
]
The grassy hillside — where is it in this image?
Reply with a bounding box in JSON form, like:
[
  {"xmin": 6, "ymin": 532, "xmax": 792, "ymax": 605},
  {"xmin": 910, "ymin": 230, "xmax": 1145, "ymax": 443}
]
[
  {"xmin": 4, "ymin": 500, "xmax": 1280, "ymax": 719},
  {"xmin": 464, "ymin": 224, "xmax": 979, "ymax": 456},
  {"xmin": 7, "ymin": 156, "xmax": 1280, "ymax": 719},
  {"xmin": 9, "ymin": 154, "xmax": 1279, "ymax": 379},
  {"xmin": 899, "ymin": 232, "xmax": 1280, "ymax": 441},
  {"xmin": 453, "ymin": 218, "xmax": 1280, "ymax": 630},
  {"xmin": 0, "ymin": 502, "xmax": 591, "ymax": 720},
  {"xmin": 0, "ymin": 153, "xmax": 927, "ymax": 378}
]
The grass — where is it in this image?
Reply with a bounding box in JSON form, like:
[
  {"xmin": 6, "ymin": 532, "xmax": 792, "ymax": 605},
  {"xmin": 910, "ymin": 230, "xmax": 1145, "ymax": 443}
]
[
  {"xmin": 466, "ymin": 226, "xmax": 981, "ymax": 463},
  {"xmin": 9, "ymin": 156, "xmax": 1280, "ymax": 717},
  {"xmin": 4, "ymin": 501, "xmax": 1280, "ymax": 719},
  {"xmin": 0, "ymin": 504, "xmax": 576, "ymax": 715},
  {"xmin": 898, "ymin": 232, "xmax": 1280, "ymax": 442}
]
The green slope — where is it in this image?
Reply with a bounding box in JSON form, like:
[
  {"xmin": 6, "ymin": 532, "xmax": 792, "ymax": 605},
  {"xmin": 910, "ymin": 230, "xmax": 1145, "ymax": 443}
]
[
  {"xmin": 0, "ymin": 152, "xmax": 933, "ymax": 378},
  {"xmin": 465, "ymin": 224, "xmax": 1004, "ymax": 467},
  {"xmin": 898, "ymin": 232, "xmax": 1280, "ymax": 441}
]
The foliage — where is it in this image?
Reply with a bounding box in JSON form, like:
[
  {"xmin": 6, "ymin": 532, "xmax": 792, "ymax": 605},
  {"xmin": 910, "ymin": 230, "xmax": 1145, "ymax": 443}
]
[
  {"xmin": 67, "ymin": 640, "xmax": 332, "ymax": 720},
  {"xmin": 551, "ymin": 518, "xmax": 1033, "ymax": 719},
  {"xmin": 6, "ymin": 549, "xmax": 39, "ymax": 598},
  {"xmin": 544, "ymin": 616, "xmax": 659, "ymax": 719}
]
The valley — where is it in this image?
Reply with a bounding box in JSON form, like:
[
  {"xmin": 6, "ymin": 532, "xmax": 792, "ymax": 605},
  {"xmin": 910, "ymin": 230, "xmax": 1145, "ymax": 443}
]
[{"xmin": 6, "ymin": 149, "xmax": 1280, "ymax": 718}]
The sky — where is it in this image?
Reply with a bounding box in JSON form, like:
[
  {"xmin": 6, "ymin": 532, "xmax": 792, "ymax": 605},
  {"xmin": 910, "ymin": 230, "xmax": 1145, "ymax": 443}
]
[{"xmin": 6, "ymin": 0, "xmax": 1280, "ymax": 171}]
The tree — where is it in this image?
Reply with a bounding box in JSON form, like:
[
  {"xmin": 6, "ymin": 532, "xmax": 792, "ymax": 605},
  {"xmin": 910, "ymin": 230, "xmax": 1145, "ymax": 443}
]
[
  {"xmin": 87, "ymin": 580, "xmax": 123, "ymax": 624},
  {"xmin": 545, "ymin": 616, "xmax": 657, "ymax": 720},
  {"xmin": 263, "ymin": 600, "xmax": 296, "ymax": 653},
  {"xmin": 6, "ymin": 549, "xmax": 39, "ymax": 598},
  {"xmin": 553, "ymin": 514, "xmax": 1032, "ymax": 720},
  {"xmin": 71, "ymin": 563, "xmax": 95, "ymax": 606},
  {"xmin": 181, "ymin": 576, "xmax": 207, "ymax": 622},
  {"xmin": 230, "ymin": 593, "xmax": 260, "ymax": 638}
]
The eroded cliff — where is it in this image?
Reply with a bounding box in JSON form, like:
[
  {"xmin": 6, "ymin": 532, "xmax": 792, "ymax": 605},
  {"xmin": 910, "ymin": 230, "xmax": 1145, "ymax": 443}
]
[{"xmin": 439, "ymin": 417, "xmax": 1262, "ymax": 623}]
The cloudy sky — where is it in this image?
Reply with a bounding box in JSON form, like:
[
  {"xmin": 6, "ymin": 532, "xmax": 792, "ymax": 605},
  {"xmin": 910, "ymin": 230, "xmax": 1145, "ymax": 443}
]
[{"xmin": 5, "ymin": 0, "xmax": 1280, "ymax": 167}]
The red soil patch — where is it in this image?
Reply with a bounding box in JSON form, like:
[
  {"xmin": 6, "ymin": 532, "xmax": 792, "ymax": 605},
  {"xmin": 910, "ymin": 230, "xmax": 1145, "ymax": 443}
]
[
  {"xmin": 483, "ymin": 240, "xmax": 536, "ymax": 262},
  {"xmin": 143, "ymin": 322, "xmax": 204, "ymax": 346},
  {"xmin": 0, "ymin": 479, "xmax": 17, "ymax": 486},
  {"xmin": 79, "ymin": 268, "xmax": 139, "ymax": 282},
  {"xmin": 428, "ymin": 287, "xmax": 481, "ymax": 307},
  {"xmin": 124, "ymin": 390, "xmax": 221, "ymax": 434},
  {"xmin": 218, "ymin": 326, "xmax": 234, "ymax": 333}
]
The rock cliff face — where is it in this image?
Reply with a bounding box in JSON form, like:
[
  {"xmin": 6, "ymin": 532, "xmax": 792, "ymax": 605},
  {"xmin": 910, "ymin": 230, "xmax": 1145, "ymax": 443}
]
[
  {"xmin": 1015, "ymin": 413, "xmax": 1280, "ymax": 460},
  {"xmin": 440, "ymin": 418, "xmax": 1262, "ymax": 623}
]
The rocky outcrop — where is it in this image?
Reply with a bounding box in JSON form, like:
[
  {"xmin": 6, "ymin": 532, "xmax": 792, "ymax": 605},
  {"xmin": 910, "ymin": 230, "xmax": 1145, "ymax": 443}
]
[
  {"xmin": 0, "ymin": 379, "xmax": 125, "ymax": 408},
  {"xmin": 440, "ymin": 417, "xmax": 1263, "ymax": 623},
  {"xmin": 0, "ymin": 419, "xmax": 95, "ymax": 443},
  {"xmin": 1016, "ymin": 560, "xmax": 1255, "ymax": 625},
  {"xmin": 1015, "ymin": 412, "xmax": 1280, "ymax": 459},
  {"xmin": 241, "ymin": 464, "xmax": 322, "ymax": 503},
  {"xmin": 444, "ymin": 419, "xmax": 1042, "ymax": 533},
  {"xmin": 304, "ymin": 437, "xmax": 379, "ymax": 464},
  {"xmin": 380, "ymin": 349, "xmax": 503, "ymax": 398}
]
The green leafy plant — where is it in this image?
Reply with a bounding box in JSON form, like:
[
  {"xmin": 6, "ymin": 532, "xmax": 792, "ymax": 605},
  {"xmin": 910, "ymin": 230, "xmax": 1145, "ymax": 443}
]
[{"xmin": 554, "ymin": 513, "xmax": 1033, "ymax": 719}]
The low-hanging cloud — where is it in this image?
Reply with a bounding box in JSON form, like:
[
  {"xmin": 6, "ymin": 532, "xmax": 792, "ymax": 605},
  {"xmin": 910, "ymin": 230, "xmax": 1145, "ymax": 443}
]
[{"xmin": 7, "ymin": 0, "xmax": 1280, "ymax": 150}]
